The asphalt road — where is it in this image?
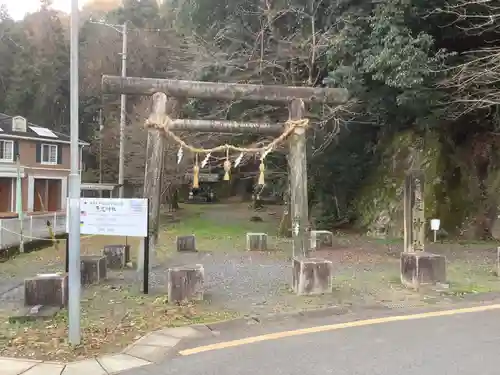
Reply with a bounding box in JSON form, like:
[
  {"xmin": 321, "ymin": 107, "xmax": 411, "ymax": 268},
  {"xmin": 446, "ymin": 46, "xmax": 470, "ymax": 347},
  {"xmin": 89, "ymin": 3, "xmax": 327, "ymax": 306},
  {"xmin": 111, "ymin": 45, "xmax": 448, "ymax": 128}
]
[{"xmin": 121, "ymin": 307, "xmax": 500, "ymax": 375}]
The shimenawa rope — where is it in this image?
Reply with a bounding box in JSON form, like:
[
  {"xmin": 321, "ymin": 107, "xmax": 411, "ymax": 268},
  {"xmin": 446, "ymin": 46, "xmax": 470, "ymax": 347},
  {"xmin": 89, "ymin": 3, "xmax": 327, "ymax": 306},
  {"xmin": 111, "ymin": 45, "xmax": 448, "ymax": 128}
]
[{"xmin": 144, "ymin": 116, "xmax": 309, "ymax": 185}]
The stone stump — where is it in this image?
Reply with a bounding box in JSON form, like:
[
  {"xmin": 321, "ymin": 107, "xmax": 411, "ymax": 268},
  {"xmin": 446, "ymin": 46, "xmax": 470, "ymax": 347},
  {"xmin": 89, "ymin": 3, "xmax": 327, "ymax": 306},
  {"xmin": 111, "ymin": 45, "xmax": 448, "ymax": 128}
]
[
  {"xmin": 176, "ymin": 235, "xmax": 197, "ymax": 252},
  {"xmin": 167, "ymin": 264, "xmax": 204, "ymax": 303},
  {"xmin": 81, "ymin": 255, "xmax": 107, "ymax": 285},
  {"xmin": 103, "ymin": 244, "xmax": 131, "ymax": 269},
  {"xmin": 24, "ymin": 273, "xmax": 68, "ymax": 307},
  {"xmin": 310, "ymin": 230, "xmax": 334, "ymax": 251},
  {"xmin": 400, "ymin": 252, "xmax": 446, "ymax": 289},
  {"xmin": 246, "ymin": 233, "xmax": 268, "ymax": 251},
  {"xmin": 292, "ymin": 257, "xmax": 333, "ymax": 295}
]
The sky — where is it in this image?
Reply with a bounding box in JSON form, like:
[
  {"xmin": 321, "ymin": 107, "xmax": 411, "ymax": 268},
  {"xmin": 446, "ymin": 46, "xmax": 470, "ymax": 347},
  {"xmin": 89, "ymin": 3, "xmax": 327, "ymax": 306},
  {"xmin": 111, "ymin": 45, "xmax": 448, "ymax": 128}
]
[{"xmin": 1, "ymin": 0, "xmax": 84, "ymax": 20}]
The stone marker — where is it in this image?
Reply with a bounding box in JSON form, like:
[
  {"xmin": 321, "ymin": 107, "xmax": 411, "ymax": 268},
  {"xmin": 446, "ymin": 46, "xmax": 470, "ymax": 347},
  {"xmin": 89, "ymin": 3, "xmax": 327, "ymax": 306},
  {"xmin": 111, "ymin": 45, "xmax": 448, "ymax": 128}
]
[
  {"xmin": 292, "ymin": 257, "xmax": 333, "ymax": 295},
  {"xmin": 81, "ymin": 255, "xmax": 107, "ymax": 285},
  {"xmin": 310, "ymin": 230, "xmax": 334, "ymax": 251},
  {"xmin": 103, "ymin": 244, "xmax": 131, "ymax": 269},
  {"xmin": 176, "ymin": 235, "xmax": 197, "ymax": 252},
  {"xmin": 400, "ymin": 252, "xmax": 446, "ymax": 289},
  {"xmin": 246, "ymin": 232, "xmax": 268, "ymax": 251},
  {"xmin": 24, "ymin": 273, "xmax": 68, "ymax": 307},
  {"xmin": 401, "ymin": 163, "xmax": 447, "ymax": 288},
  {"xmin": 167, "ymin": 264, "xmax": 204, "ymax": 303},
  {"xmin": 403, "ymin": 170, "xmax": 426, "ymax": 252}
]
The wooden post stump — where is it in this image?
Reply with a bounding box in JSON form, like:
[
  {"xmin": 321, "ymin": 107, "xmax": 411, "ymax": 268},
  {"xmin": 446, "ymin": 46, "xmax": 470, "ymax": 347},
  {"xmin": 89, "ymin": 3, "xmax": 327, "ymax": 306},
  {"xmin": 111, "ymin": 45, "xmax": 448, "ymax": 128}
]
[
  {"xmin": 167, "ymin": 264, "xmax": 204, "ymax": 303},
  {"xmin": 24, "ymin": 273, "xmax": 68, "ymax": 307},
  {"xmin": 292, "ymin": 257, "xmax": 333, "ymax": 295},
  {"xmin": 176, "ymin": 235, "xmax": 197, "ymax": 252},
  {"xmin": 103, "ymin": 244, "xmax": 131, "ymax": 269},
  {"xmin": 80, "ymin": 255, "xmax": 107, "ymax": 285},
  {"xmin": 246, "ymin": 233, "xmax": 268, "ymax": 251},
  {"xmin": 310, "ymin": 230, "xmax": 334, "ymax": 251},
  {"xmin": 401, "ymin": 252, "xmax": 446, "ymax": 289}
]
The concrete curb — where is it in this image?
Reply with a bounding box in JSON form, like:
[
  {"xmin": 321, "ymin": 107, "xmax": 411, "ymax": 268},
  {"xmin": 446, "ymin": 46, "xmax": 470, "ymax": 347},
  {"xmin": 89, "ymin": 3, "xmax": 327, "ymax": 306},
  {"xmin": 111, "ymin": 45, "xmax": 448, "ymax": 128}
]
[
  {"xmin": 205, "ymin": 305, "xmax": 352, "ymax": 332},
  {"xmin": 1, "ymin": 325, "xmax": 216, "ymax": 375},
  {"xmin": 5, "ymin": 296, "xmax": 500, "ymax": 374},
  {"xmin": 1, "ymin": 306, "xmax": 353, "ymax": 375}
]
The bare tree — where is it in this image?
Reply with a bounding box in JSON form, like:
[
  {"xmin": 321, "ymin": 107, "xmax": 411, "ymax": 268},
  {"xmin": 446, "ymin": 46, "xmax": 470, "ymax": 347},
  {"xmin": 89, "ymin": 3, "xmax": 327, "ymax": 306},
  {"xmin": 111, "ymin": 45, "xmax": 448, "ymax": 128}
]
[
  {"xmin": 440, "ymin": 48, "xmax": 500, "ymax": 115},
  {"xmin": 432, "ymin": 0, "xmax": 500, "ymax": 115},
  {"xmin": 432, "ymin": 0, "xmax": 500, "ymax": 34}
]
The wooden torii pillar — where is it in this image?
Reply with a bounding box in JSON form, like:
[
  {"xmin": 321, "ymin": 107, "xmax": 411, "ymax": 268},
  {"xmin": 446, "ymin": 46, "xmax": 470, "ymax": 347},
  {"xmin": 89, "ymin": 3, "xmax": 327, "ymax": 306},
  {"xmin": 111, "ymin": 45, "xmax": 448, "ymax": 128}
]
[{"xmin": 102, "ymin": 75, "xmax": 348, "ymax": 262}]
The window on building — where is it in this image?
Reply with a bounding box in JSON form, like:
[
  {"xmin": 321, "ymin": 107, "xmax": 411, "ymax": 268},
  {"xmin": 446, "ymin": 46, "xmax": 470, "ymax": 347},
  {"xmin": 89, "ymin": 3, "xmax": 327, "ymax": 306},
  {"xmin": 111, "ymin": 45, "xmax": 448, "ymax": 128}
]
[
  {"xmin": 0, "ymin": 140, "xmax": 14, "ymax": 162},
  {"xmin": 41, "ymin": 144, "xmax": 58, "ymax": 165}
]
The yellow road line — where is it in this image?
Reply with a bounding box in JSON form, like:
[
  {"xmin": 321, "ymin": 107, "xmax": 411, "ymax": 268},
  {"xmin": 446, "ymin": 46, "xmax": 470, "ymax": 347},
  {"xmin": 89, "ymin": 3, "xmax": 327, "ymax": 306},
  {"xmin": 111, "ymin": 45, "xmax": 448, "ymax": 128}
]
[{"xmin": 179, "ymin": 304, "xmax": 500, "ymax": 356}]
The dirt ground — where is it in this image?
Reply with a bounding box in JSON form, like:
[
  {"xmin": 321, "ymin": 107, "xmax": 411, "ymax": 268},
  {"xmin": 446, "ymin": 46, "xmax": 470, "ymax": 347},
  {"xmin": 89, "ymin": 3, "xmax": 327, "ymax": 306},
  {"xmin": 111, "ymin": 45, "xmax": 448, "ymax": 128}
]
[{"xmin": 1, "ymin": 202, "xmax": 500, "ymax": 361}]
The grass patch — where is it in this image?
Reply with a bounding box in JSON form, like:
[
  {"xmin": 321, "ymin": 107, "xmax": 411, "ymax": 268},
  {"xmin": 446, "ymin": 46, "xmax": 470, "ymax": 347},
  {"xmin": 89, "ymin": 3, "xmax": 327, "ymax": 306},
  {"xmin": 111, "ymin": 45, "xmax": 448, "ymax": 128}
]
[
  {"xmin": 444, "ymin": 260, "xmax": 500, "ymax": 296},
  {"xmin": 164, "ymin": 211, "xmax": 269, "ymax": 239},
  {"xmin": 445, "ymin": 282, "xmax": 494, "ymax": 296},
  {"xmin": 370, "ymin": 237, "xmax": 404, "ymax": 246},
  {"xmin": 160, "ymin": 203, "xmax": 291, "ymax": 253}
]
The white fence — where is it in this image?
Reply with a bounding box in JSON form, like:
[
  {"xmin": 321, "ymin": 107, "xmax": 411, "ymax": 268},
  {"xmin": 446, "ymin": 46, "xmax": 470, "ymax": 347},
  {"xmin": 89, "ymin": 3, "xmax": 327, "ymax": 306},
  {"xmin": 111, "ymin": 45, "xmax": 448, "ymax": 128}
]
[{"xmin": 0, "ymin": 212, "xmax": 67, "ymax": 250}]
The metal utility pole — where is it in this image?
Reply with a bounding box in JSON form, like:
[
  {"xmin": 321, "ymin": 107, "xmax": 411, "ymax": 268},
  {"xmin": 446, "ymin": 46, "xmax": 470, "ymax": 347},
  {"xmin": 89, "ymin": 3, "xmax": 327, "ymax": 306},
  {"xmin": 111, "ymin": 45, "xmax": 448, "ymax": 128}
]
[
  {"xmin": 16, "ymin": 156, "xmax": 24, "ymax": 253},
  {"xmin": 118, "ymin": 21, "xmax": 127, "ymax": 198},
  {"xmin": 99, "ymin": 109, "xmax": 103, "ymax": 188},
  {"xmin": 89, "ymin": 20, "xmax": 127, "ymax": 197},
  {"xmin": 69, "ymin": 0, "xmax": 82, "ymax": 345}
]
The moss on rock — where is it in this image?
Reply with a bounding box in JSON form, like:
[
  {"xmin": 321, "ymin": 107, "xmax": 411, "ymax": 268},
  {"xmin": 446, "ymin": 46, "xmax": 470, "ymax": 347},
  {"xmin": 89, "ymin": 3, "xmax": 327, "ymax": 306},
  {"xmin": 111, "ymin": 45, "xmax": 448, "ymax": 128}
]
[{"xmin": 354, "ymin": 130, "xmax": 445, "ymax": 238}]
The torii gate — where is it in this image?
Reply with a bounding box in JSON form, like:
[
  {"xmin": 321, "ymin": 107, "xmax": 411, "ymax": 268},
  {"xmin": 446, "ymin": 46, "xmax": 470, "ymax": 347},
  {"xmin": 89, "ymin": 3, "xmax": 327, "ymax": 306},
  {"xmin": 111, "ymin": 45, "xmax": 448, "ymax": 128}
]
[{"xmin": 101, "ymin": 75, "xmax": 348, "ymax": 263}]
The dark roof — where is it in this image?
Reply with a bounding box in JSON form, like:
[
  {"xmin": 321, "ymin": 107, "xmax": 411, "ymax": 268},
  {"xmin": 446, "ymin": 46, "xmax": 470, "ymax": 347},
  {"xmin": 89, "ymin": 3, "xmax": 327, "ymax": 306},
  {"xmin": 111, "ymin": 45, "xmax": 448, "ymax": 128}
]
[{"xmin": 0, "ymin": 113, "xmax": 88, "ymax": 145}]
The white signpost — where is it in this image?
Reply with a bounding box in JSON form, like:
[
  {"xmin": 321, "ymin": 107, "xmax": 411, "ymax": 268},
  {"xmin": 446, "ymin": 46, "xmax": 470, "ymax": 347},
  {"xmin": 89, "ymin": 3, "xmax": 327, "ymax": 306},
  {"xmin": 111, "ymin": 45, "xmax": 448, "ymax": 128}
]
[
  {"xmin": 65, "ymin": 198, "xmax": 150, "ymax": 293},
  {"xmin": 66, "ymin": 198, "xmax": 148, "ymax": 236},
  {"xmin": 78, "ymin": 198, "xmax": 148, "ymax": 237},
  {"xmin": 430, "ymin": 219, "xmax": 440, "ymax": 243}
]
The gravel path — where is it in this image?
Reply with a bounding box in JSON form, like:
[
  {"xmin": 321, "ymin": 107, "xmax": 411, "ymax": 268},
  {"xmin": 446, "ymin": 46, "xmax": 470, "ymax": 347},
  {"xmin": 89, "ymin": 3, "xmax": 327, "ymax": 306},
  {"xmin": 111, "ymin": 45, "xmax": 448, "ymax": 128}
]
[
  {"xmin": 146, "ymin": 251, "xmax": 292, "ymax": 315},
  {"xmin": 0, "ymin": 251, "xmax": 292, "ymax": 317},
  {"xmin": 0, "ymin": 248, "xmax": 417, "ymax": 318}
]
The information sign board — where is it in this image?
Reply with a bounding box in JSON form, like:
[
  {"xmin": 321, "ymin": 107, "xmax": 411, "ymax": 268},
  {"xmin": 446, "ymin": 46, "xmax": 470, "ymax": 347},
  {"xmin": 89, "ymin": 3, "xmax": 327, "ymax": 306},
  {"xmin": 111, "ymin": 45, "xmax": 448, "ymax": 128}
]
[{"xmin": 67, "ymin": 198, "xmax": 148, "ymax": 237}]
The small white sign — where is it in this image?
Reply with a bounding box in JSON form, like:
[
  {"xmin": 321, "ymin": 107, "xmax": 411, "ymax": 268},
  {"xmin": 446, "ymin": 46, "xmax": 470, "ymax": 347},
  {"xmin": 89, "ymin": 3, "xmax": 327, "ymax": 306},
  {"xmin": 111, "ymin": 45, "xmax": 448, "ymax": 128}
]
[
  {"xmin": 67, "ymin": 198, "xmax": 148, "ymax": 237},
  {"xmin": 430, "ymin": 219, "xmax": 441, "ymax": 231}
]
